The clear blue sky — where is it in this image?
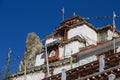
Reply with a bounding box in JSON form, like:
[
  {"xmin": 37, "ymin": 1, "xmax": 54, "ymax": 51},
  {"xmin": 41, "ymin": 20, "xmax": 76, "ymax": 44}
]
[{"xmin": 0, "ymin": 0, "xmax": 120, "ymax": 77}]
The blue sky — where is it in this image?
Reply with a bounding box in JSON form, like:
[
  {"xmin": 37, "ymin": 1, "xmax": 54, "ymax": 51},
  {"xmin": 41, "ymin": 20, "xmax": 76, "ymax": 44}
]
[{"xmin": 0, "ymin": 0, "xmax": 120, "ymax": 77}]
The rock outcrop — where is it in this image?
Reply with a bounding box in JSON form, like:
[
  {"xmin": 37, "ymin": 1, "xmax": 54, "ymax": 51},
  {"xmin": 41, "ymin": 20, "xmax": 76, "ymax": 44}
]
[{"xmin": 19, "ymin": 32, "xmax": 43, "ymax": 71}]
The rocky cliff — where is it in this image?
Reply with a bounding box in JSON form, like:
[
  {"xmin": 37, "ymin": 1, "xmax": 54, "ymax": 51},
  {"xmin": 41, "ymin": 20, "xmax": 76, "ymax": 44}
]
[{"xmin": 19, "ymin": 32, "xmax": 43, "ymax": 71}]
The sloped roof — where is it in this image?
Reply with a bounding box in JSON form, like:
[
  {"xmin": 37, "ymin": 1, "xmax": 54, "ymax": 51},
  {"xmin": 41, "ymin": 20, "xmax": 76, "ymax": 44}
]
[
  {"xmin": 44, "ymin": 15, "xmax": 96, "ymax": 40},
  {"xmin": 97, "ymin": 24, "xmax": 112, "ymax": 31},
  {"xmin": 97, "ymin": 24, "xmax": 120, "ymax": 34}
]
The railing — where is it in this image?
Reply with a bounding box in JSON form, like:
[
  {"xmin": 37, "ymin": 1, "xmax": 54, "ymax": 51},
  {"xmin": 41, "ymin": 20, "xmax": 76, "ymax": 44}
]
[
  {"xmin": 79, "ymin": 65, "xmax": 120, "ymax": 80},
  {"xmin": 43, "ymin": 52, "xmax": 120, "ymax": 80}
]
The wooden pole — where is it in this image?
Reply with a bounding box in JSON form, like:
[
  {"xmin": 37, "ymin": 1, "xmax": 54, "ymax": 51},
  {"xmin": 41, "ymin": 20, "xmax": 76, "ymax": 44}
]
[
  {"xmin": 113, "ymin": 11, "xmax": 116, "ymax": 54},
  {"xmin": 45, "ymin": 44, "xmax": 50, "ymax": 77}
]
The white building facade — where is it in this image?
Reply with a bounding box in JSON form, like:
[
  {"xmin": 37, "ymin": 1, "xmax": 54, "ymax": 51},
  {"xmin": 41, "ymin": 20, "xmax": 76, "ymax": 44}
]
[{"xmin": 9, "ymin": 15, "xmax": 120, "ymax": 80}]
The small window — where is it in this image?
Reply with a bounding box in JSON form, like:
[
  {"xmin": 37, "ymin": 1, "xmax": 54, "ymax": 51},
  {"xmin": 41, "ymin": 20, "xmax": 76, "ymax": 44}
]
[{"xmin": 49, "ymin": 50, "xmax": 56, "ymax": 57}]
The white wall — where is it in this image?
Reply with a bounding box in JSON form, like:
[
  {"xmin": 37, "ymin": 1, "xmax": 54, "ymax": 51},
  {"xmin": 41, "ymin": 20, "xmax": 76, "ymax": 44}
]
[
  {"xmin": 46, "ymin": 35, "xmax": 61, "ymax": 44},
  {"xmin": 53, "ymin": 65, "xmax": 71, "ymax": 75},
  {"xmin": 78, "ymin": 55, "xmax": 97, "ymax": 66},
  {"xmin": 35, "ymin": 52, "xmax": 44, "ymax": 66},
  {"xmin": 107, "ymin": 30, "xmax": 119, "ymax": 40},
  {"xmin": 117, "ymin": 46, "xmax": 120, "ymax": 52},
  {"xmin": 12, "ymin": 71, "xmax": 44, "ymax": 80},
  {"xmin": 68, "ymin": 24, "xmax": 97, "ymax": 45},
  {"xmin": 59, "ymin": 41, "xmax": 85, "ymax": 59},
  {"xmin": 11, "ymin": 55, "xmax": 97, "ymax": 80},
  {"xmin": 53, "ymin": 55, "xmax": 97, "ymax": 75}
]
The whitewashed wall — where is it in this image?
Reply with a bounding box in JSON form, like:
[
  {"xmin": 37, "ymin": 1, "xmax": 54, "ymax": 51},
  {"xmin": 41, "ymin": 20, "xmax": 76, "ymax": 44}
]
[
  {"xmin": 54, "ymin": 55, "xmax": 97, "ymax": 75},
  {"xmin": 35, "ymin": 52, "xmax": 44, "ymax": 66},
  {"xmin": 11, "ymin": 55, "xmax": 97, "ymax": 80},
  {"xmin": 68, "ymin": 24, "xmax": 97, "ymax": 45},
  {"xmin": 12, "ymin": 71, "xmax": 44, "ymax": 80},
  {"xmin": 59, "ymin": 41, "xmax": 85, "ymax": 59},
  {"xmin": 54, "ymin": 65, "xmax": 71, "ymax": 75},
  {"xmin": 46, "ymin": 35, "xmax": 61, "ymax": 44},
  {"xmin": 78, "ymin": 55, "xmax": 97, "ymax": 66},
  {"xmin": 117, "ymin": 46, "xmax": 120, "ymax": 52},
  {"xmin": 107, "ymin": 30, "xmax": 119, "ymax": 40}
]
